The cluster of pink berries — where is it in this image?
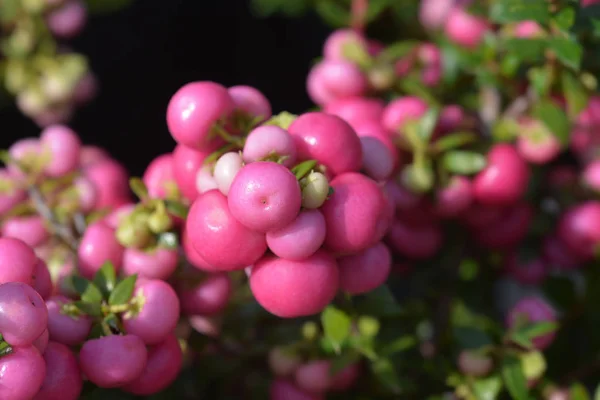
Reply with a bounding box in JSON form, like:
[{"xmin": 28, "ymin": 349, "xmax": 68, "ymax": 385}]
[{"xmin": 166, "ymin": 81, "xmax": 394, "ymax": 319}]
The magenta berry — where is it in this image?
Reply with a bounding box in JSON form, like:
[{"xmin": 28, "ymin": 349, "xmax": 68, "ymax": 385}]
[
  {"xmin": 506, "ymin": 297, "xmax": 556, "ymax": 350},
  {"xmin": 228, "ymin": 85, "xmax": 272, "ymax": 122},
  {"xmin": 79, "ymin": 334, "xmax": 148, "ymax": 388},
  {"xmin": 0, "ymin": 346, "xmax": 46, "ymax": 400},
  {"xmin": 330, "ymin": 363, "xmax": 360, "ymax": 391},
  {"xmin": 295, "ymin": 360, "xmax": 332, "ymax": 393},
  {"xmin": 270, "ymin": 379, "xmax": 324, "ymax": 400},
  {"xmin": 0, "ymin": 282, "xmax": 48, "ymax": 347},
  {"xmin": 475, "ymin": 202, "xmax": 533, "ymax": 250},
  {"xmin": 84, "ymin": 158, "xmax": 131, "ymax": 208},
  {"xmin": 582, "ymin": 160, "xmax": 600, "ymax": 192},
  {"xmin": 388, "ymin": 219, "xmax": 443, "ymax": 260},
  {"xmin": 0, "ymin": 237, "xmax": 37, "ymax": 285},
  {"xmin": 359, "ymin": 136, "xmax": 395, "ymax": 181},
  {"xmin": 46, "ymin": 0, "xmax": 87, "ymax": 39},
  {"xmin": 186, "ymin": 190, "xmax": 267, "ymax": 270},
  {"xmin": 557, "ymin": 201, "xmax": 600, "ymax": 259},
  {"xmin": 321, "ymin": 172, "xmax": 389, "ymax": 254},
  {"xmin": 32, "ymin": 258, "xmax": 53, "ymax": 300},
  {"xmin": 123, "ymin": 279, "xmax": 180, "ymax": 345},
  {"xmin": 266, "ymin": 209, "xmax": 326, "ymax": 261},
  {"xmin": 33, "ymin": 342, "xmax": 83, "ymax": 400},
  {"xmin": 122, "ymin": 334, "xmax": 183, "ymax": 396},
  {"xmin": 435, "ymin": 176, "xmax": 473, "ymax": 218},
  {"xmin": 250, "ymin": 251, "xmax": 339, "ymax": 318},
  {"xmin": 288, "ymin": 112, "xmax": 362, "ymax": 177},
  {"xmin": 338, "ymin": 241, "xmax": 391, "ymax": 294},
  {"xmin": 243, "ymin": 125, "xmax": 297, "ymax": 167},
  {"xmin": 504, "ymin": 253, "xmax": 548, "ymax": 286},
  {"xmin": 228, "ymin": 161, "xmax": 302, "ymax": 232},
  {"xmin": 179, "ymin": 273, "xmax": 232, "ymax": 316},
  {"xmin": 77, "ymin": 221, "xmax": 124, "ymax": 278},
  {"xmin": 142, "ymin": 153, "xmax": 176, "ymax": 199},
  {"xmin": 172, "ymin": 144, "xmax": 212, "ymax": 201},
  {"xmin": 473, "ymin": 144, "xmax": 530, "ymax": 206},
  {"xmin": 33, "ymin": 328, "xmax": 49, "ymax": 354},
  {"xmin": 323, "ymin": 96, "xmax": 385, "ymax": 130},
  {"xmin": 40, "ymin": 125, "xmax": 81, "ymax": 177},
  {"xmin": 46, "ymin": 296, "xmax": 92, "ymax": 346},
  {"xmin": 542, "ymin": 235, "xmax": 584, "ymax": 271},
  {"xmin": 445, "ymin": 7, "xmax": 488, "ymax": 48},
  {"xmin": 166, "ymin": 81, "xmax": 234, "ymax": 150},
  {"xmin": 122, "ymin": 247, "xmax": 178, "ymax": 280},
  {"xmin": 2, "ymin": 215, "xmax": 49, "ymax": 248},
  {"xmin": 214, "ymin": 152, "xmax": 244, "ymax": 196}
]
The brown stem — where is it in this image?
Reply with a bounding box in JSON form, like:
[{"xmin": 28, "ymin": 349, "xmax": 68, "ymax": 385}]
[
  {"xmin": 28, "ymin": 185, "xmax": 79, "ymax": 251},
  {"xmin": 351, "ymin": 0, "xmax": 368, "ymax": 33},
  {"xmin": 503, "ymin": 87, "xmax": 536, "ymax": 120},
  {"xmin": 479, "ymin": 86, "xmax": 501, "ymax": 137}
]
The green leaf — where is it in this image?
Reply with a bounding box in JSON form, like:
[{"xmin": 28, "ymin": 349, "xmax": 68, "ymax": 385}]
[
  {"xmin": 532, "ymin": 101, "xmax": 571, "ymax": 146},
  {"xmin": 503, "ymin": 39, "xmax": 547, "ymax": 62},
  {"xmin": 330, "ymin": 351, "xmax": 361, "ymax": 375},
  {"xmin": 417, "ymin": 108, "xmax": 440, "ymax": 142},
  {"xmin": 554, "ymin": 7, "xmax": 576, "ymax": 31},
  {"xmin": 263, "ymin": 111, "xmax": 297, "ymax": 129},
  {"xmin": 570, "ymin": 383, "xmax": 591, "ymax": 400},
  {"xmin": 379, "ymin": 335, "xmax": 417, "ymax": 356},
  {"xmin": 164, "ymin": 200, "xmax": 188, "ymax": 219},
  {"xmin": 314, "ymin": 1, "xmax": 349, "ymax": 27},
  {"xmin": 542, "ymin": 275, "xmax": 577, "ymax": 310},
  {"xmin": 547, "ymin": 37, "xmax": 582, "ymax": 70},
  {"xmin": 473, "ymin": 375, "xmax": 503, "ymax": 400},
  {"xmin": 502, "ymin": 355, "xmax": 529, "ymax": 400},
  {"xmin": 129, "ymin": 178, "xmax": 149, "ymax": 201},
  {"xmin": 370, "ymin": 358, "xmax": 401, "ymax": 394},
  {"xmin": 0, "ymin": 0, "xmax": 20, "ymax": 23},
  {"xmin": 93, "ymin": 262, "xmax": 116, "ymax": 300},
  {"xmin": 490, "ymin": 0, "xmax": 551, "ymax": 23},
  {"xmin": 321, "ymin": 306, "xmax": 352, "ymax": 352},
  {"xmin": 355, "ymin": 285, "xmax": 402, "ymax": 317},
  {"xmin": 84, "ymin": 0, "xmax": 133, "ymax": 15},
  {"xmin": 377, "ymin": 40, "xmax": 419, "ymax": 62},
  {"xmin": 291, "ymin": 160, "xmax": 318, "ymax": 180},
  {"xmin": 513, "ymin": 321, "xmax": 558, "ymax": 342},
  {"xmin": 594, "ymin": 383, "xmax": 600, "ymax": 400},
  {"xmin": 509, "ymin": 331, "xmax": 533, "ymax": 349},
  {"xmin": 104, "ymin": 313, "xmax": 121, "ymax": 332},
  {"xmin": 562, "ymin": 71, "xmax": 589, "ymax": 119},
  {"xmin": 528, "ymin": 65, "xmax": 554, "ymax": 97},
  {"xmin": 73, "ymin": 300, "xmax": 102, "ymax": 317},
  {"xmin": 432, "ymin": 132, "xmax": 478, "ymax": 152},
  {"xmin": 108, "ymin": 275, "xmax": 137, "ymax": 306},
  {"xmin": 441, "ymin": 43, "xmax": 460, "ymax": 85},
  {"xmin": 88, "ymin": 322, "xmax": 104, "ymax": 339},
  {"xmin": 441, "ymin": 150, "xmax": 487, "ymax": 175},
  {"xmin": 454, "ymin": 326, "xmax": 494, "ymax": 350},
  {"xmin": 71, "ymin": 276, "xmax": 103, "ymax": 304}
]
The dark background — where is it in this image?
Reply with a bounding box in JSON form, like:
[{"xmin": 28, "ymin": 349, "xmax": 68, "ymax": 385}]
[{"xmin": 0, "ymin": 0, "xmax": 330, "ymax": 176}]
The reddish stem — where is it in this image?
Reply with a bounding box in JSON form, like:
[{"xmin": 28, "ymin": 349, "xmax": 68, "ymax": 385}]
[{"xmin": 351, "ymin": 0, "xmax": 368, "ymax": 33}]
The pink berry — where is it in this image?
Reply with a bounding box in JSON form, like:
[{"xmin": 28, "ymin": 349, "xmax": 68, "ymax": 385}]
[
  {"xmin": 513, "ymin": 21, "xmax": 543, "ymax": 38},
  {"xmin": 32, "ymin": 258, "xmax": 52, "ymax": 300},
  {"xmin": 458, "ymin": 351, "xmax": 493, "ymax": 377},
  {"xmin": 122, "ymin": 247, "xmax": 178, "ymax": 280},
  {"xmin": 323, "ymin": 96, "xmax": 385, "ymax": 130},
  {"xmin": 40, "ymin": 125, "xmax": 81, "ymax": 177},
  {"xmin": 214, "ymin": 152, "xmax": 244, "ymax": 196},
  {"xmin": 388, "ymin": 219, "xmax": 443, "ymax": 260},
  {"xmin": 506, "ymin": 297, "xmax": 556, "ymax": 350},
  {"xmin": 474, "ymin": 202, "xmax": 533, "ymax": 249},
  {"xmin": 288, "ymin": 112, "xmax": 362, "ymax": 177},
  {"xmin": 179, "ymin": 273, "xmax": 232, "ymax": 316},
  {"xmin": 419, "ymin": 0, "xmax": 456, "ymax": 29},
  {"xmin": 33, "ymin": 342, "xmax": 83, "ymax": 400},
  {"xmin": 473, "ymin": 144, "xmax": 530, "ymax": 206},
  {"xmin": 266, "ymin": 209, "xmax": 326, "ymax": 261},
  {"xmin": 0, "ymin": 237, "xmax": 37, "ymax": 285},
  {"xmin": 381, "ymin": 96, "xmax": 428, "ymax": 134},
  {"xmin": 295, "ymin": 360, "xmax": 332, "ymax": 393},
  {"xmin": 196, "ymin": 165, "xmax": 219, "ymax": 194},
  {"xmin": 166, "ymin": 81, "xmax": 234, "ymax": 150},
  {"xmin": 46, "ymin": 0, "xmax": 87, "ymax": 39},
  {"xmin": 360, "ymin": 136, "xmax": 395, "ymax": 181},
  {"xmin": 353, "ymin": 120, "xmax": 399, "ymax": 170},
  {"xmin": 504, "ymin": 253, "xmax": 548, "ymax": 285},
  {"xmin": 123, "ymin": 279, "xmax": 180, "ymax": 345},
  {"xmin": 270, "ymin": 379, "xmax": 324, "ymax": 400},
  {"xmin": 250, "ymin": 251, "xmax": 339, "ymax": 318},
  {"xmin": 435, "ymin": 176, "xmax": 473, "ymax": 218},
  {"xmin": 437, "ymin": 104, "xmax": 465, "ymax": 135},
  {"xmin": 79, "ymin": 334, "xmax": 148, "ymax": 388},
  {"xmin": 73, "ymin": 72, "xmax": 98, "ymax": 105},
  {"xmin": 516, "ymin": 120, "xmax": 561, "ymax": 164},
  {"xmin": 8, "ymin": 138, "xmax": 41, "ymax": 177},
  {"xmin": 462, "ymin": 202, "xmax": 504, "ymax": 229},
  {"xmin": 79, "ymin": 145, "xmax": 109, "ymax": 168},
  {"xmin": 542, "ymin": 235, "xmax": 584, "ymax": 271},
  {"xmin": 321, "ymin": 172, "xmax": 389, "ymax": 254},
  {"xmin": 142, "ymin": 153, "xmax": 176, "ymax": 199},
  {"xmin": 172, "ymin": 144, "xmax": 212, "ymax": 201},
  {"xmin": 77, "ymin": 221, "xmax": 124, "ymax": 278},
  {"xmin": 330, "ymin": 363, "xmax": 360, "ymax": 391},
  {"xmin": 73, "ymin": 176, "xmax": 97, "ymax": 212},
  {"xmin": 243, "ymin": 125, "xmax": 297, "ymax": 167},
  {"xmin": 582, "ymin": 160, "xmax": 600, "ymax": 192},
  {"xmin": 186, "ymin": 190, "xmax": 267, "ymax": 271},
  {"xmin": 103, "ymin": 203, "xmax": 135, "ymax": 229},
  {"xmin": 2, "ymin": 215, "xmax": 49, "ymax": 248},
  {"xmin": 0, "ymin": 346, "xmax": 46, "ymax": 400},
  {"xmin": 338, "ymin": 242, "xmax": 391, "ymax": 294},
  {"xmin": 307, "ymin": 60, "xmax": 367, "ymax": 106},
  {"xmin": 228, "ymin": 85, "xmax": 272, "ymax": 122},
  {"xmin": 181, "ymin": 226, "xmax": 218, "ymax": 272},
  {"xmin": 445, "ymin": 7, "xmax": 488, "ymax": 49},
  {"xmin": 84, "ymin": 158, "xmax": 131, "ymax": 209},
  {"xmin": 122, "ymin": 334, "xmax": 183, "ymax": 395},
  {"xmin": 228, "ymin": 162, "xmax": 301, "ymax": 232},
  {"xmin": 46, "ymin": 296, "xmax": 92, "ymax": 346},
  {"xmin": 0, "ymin": 169, "xmax": 26, "ymax": 215},
  {"xmin": 557, "ymin": 201, "xmax": 600, "ymax": 259},
  {"xmin": 322, "ymin": 29, "xmax": 368, "ymax": 61},
  {"xmin": 0, "ymin": 282, "xmax": 48, "ymax": 347}
]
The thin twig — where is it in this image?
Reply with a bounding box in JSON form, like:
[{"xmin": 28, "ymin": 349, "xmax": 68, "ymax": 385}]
[
  {"xmin": 28, "ymin": 186, "xmax": 79, "ymax": 251},
  {"xmin": 503, "ymin": 87, "xmax": 537, "ymax": 120},
  {"xmin": 351, "ymin": 0, "xmax": 368, "ymax": 33},
  {"xmin": 479, "ymin": 86, "xmax": 501, "ymax": 137}
]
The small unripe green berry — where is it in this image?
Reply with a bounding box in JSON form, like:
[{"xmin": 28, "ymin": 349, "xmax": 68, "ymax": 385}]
[
  {"xmin": 300, "ymin": 172, "xmax": 329, "ymax": 209},
  {"xmin": 116, "ymin": 218, "xmax": 153, "ymax": 248}
]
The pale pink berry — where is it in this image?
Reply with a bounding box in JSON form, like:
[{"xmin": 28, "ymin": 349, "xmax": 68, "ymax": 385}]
[
  {"xmin": 46, "ymin": 296, "xmax": 92, "ymax": 346},
  {"xmin": 381, "ymin": 96, "xmax": 428, "ymax": 134},
  {"xmin": 516, "ymin": 120, "xmax": 561, "ymax": 165},
  {"xmin": 322, "ymin": 29, "xmax": 368, "ymax": 61},
  {"xmin": 196, "ymin": 165, "xmax": 218, "ymax": 194},
  {"xmin": 0, "ymin": 346, "xmax": 46, "ymax": 400},
  {"xmin": 1, "ymin": 215, "xmax": 49, "ymax": 248},
  {"xmin": 40, "ymin": 125, "xmax": 81, "ymax": 177},
  {"xmin": 77, "ymin": 221, "xmax": 124, "ymax": 278},
  {"xmin": 186, "ymin": 190, "xmax": 267, "ymax": 271},
  {"xmin": 33, "ymin": 342, "xmax": 83, "ymax": 400},
  {"xmin": 0, "ymin": 237, "xmax": 37, "ymax": 285},
  {"xmin": 250, "ymin": 251, "xmax": 339, "ymax": 318},
  {"xmin": 79, "ymin": 145, "xmax": 109, "ymax": 168},
  {"xmin": 323, "ymin": 96, "xmax": 385, "ymax": 130},
  {"xmin": 84, "ymin": 158, "xmax": 131, "ymax": 209},
  {"xmin": 445, "ymin": 7, "xmax": 488, "ymax": 49},
  {"xmin": 582, "ymin": 160, "xmax": 600, "ymax": 192},
  {"xmin": 307, "ymin": 60, "xmax": 367, "ymax": 106},
  {"xmin": 513, "ymin": 21, "xmax": 543, "ymax": 38},
  {"xmin": 419, "ymin": 0, "xmax": 456, "ymax": 29},
  {"xmin": 73, "ymin": 176, "xmax": 97, "ymax": 212},
  {"xmin": 266, "ymin": 210, "xmax": 326, "ymax": 261},
  {"xmin": 338, "ymin": 242, "xmax": 391, "ymax": 294},
  {"xmin": 214, "ymin": 152, "xmax": 244, "ymax": 196},
  {"xmin": 79, "ymin": 334, "xmax": 148, "ymax": 388},
  {"xmin": 228, "ymin": 162, "xmax": 302, "ymax": 233},
  {"xmin": 46, "ymin": 0, "xmax": 87, "ymax": 39},
  {"xmin": 243, "ymin": 125, "xmax": 297, "ymax": 167},
  {"xmin": 0, "ymin": 282, "xmax": 48, "ymax": 347},
  {"xmin": 122, "ymin": 247, "xmax": 178, "ymax": 280},
  {"xmin": 228, "ymin": 85, "xmax": 272, "ymax": 122},
  {"xmin": 295, "ymin": 360, "xmax": 332, "ymax": 393},
  {"xmin": 458, "ymin": 350, "xmax": 493, "ymax": 377}
]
